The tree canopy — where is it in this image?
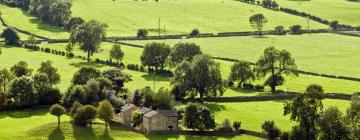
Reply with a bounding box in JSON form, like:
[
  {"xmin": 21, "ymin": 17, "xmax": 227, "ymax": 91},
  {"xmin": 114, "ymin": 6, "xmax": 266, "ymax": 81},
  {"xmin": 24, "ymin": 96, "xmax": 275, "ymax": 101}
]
[
  {"xmin": 140, "ymin": 42, "xmax": 171, "ymax": 70},
  {"xmin": 249, "ymin": 14, "xmax": 267, "ymax": 35}
]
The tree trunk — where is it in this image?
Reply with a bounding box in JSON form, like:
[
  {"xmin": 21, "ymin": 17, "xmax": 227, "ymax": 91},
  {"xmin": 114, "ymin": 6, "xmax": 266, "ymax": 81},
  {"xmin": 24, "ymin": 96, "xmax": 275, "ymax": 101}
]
[
  {"xmin": 271, "ymin": 66, "xmax": 276, "ymax": 93},
  {"xmin": 87, "ymin": 51, "xmax": 91, "ymax": 62},
  {"xmin": 57, "ymin": 116, "xmax": 60, "ymax": 127},
  {"xmin": 105, "ymin": 122, "xmax": 108, "ymax": 127},
  {"xmin": 3, "ymin": 80, "xmax": 6, "ymax": 93}
]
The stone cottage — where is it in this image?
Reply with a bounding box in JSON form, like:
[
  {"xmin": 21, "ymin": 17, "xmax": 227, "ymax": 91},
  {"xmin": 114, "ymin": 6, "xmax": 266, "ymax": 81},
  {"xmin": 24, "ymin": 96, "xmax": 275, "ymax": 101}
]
[
  {"xmin": 143, "ymin": 109, "xmax": 178, "ymax": 132},
  {"xmin": 118, "ymin": 103, "xmax": 138, "ymax": 125}
]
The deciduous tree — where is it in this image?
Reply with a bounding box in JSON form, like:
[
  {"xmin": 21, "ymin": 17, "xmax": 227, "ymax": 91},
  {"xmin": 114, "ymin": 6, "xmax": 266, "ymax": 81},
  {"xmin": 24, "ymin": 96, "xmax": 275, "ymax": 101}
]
[
  {"xmin": 49, "ymin": 104, "xmax": 66, "ymax": 127},
  {"xmin": 97, "ymin": 100, "xmax": 114, "ymax": 127},
  {"xmin": 249, "ymin": 14, "xmax": 268, "ymax": 35},
  {"xmin": 229, "ymin": 61, "xmax": 255, "ymax": 88}
]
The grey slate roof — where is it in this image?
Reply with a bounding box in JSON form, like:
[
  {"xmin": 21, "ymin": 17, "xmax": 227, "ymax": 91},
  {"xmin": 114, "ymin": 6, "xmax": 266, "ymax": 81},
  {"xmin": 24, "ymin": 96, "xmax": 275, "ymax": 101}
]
[
  {"xmin": 159, "ymin": 110, "xmax": 178, "ymax": 117},
  {"xmin": 122, "ymin": 103, "xmax": 137, "ymax": 111},
  {"xmin": 144, "ymin": 110, "xmax": 158, "ymax": 118}
]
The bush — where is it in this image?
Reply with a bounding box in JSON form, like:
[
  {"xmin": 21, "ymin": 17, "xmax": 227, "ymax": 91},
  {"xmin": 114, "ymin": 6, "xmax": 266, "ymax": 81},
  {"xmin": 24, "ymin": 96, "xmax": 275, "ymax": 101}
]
[
  {"xmin": 131, "ymin": 111, "xmax": 144, "ymax": 127},
  {"xmin": 262, "ymin": 120, "xmax": 281, "ymax": 140},
  {"xmin": 137, "ymin": 29, "xmax": 148, "ymax": 38},
  {"xmin": 73, "ymin": 105, "xmax": 97, "ymax": 126},
  {"xmin": 127, "ymin": 64, "xmax": 140, "ymax": 71},
  {"xmin": 69, "ymin": 101, "xmax": 83, "ymax": 117},
  {"xmin": 233, "ymin": 121, "xmax": 241, "ymax": 131},
  {"xmin": 44, "ymin": 48, "xmax": 51, "ymax": 53},
  {"xmin": 1, "ymin": 27, "xmax": 20, "ymax": 45},
  {"xmin": 38, "ymin": 87, "xmax": 62, "ymax": 105},
  {"xmin": 280, "ymin": 132, "xmax": 290, "ymax": 140},
  {"xmin": 190, "ymin": 28, "xmax": 200, "ymax": 37},
  {"xmin": 274, "ymin": 26, "xmax": 286, "ymax": 35},
  {"xmin": 243, "ymin": 83, "xmax": 254, "ymax": 90},
  {"xmin": 289, "ymin": 25, "xmax": 302, "ymax": 34},
  {"xmin": 255, "ymin": 85, "xmax": 265, "ymax": 91},
  {"xmin": 67, "ymin": 52, "xmax": 74, "ymax": 58}
]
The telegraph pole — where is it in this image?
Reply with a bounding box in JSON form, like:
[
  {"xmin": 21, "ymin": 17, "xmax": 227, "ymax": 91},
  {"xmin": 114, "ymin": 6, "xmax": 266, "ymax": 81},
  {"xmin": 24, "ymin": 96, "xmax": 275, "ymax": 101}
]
[{"xmin": 158, "ymin": 17, "xmax": 161, "ymax": 36}]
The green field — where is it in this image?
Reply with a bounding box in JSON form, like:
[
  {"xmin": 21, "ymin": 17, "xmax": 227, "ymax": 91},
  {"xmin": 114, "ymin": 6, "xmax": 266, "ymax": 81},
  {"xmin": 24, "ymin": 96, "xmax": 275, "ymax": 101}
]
[
  {"xmin": 123, "ymin": 33, "xmax": 360, "ymax": 78},
  {"xmin": 206, "ymin": 99, "xmax": 351, "ymax": 133},
  {"xmin": 276, "ymin": 0, "xmax": 360, "ymax": 26},
  {"xmin": 0, "ymin": 108, "xmax": 260, "ymax": 140}
]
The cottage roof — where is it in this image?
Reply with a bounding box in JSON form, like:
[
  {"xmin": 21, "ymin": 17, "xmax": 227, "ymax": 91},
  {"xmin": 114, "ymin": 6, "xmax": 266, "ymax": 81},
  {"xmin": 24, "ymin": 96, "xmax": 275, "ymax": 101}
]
[
  {"xmin": 138, "ymin": 107, "xmax": 151, "ymax": 114},
  {"xmin": 122, "ymin": 103, "xmax": 137, "ymax": 111},
  {"xmin": 144, "ymin": 110, "xmax": 158, "ymax": 118},
  {"xmin": 159, "ymin": 110, "xmax": 178, "ymax": 117}
]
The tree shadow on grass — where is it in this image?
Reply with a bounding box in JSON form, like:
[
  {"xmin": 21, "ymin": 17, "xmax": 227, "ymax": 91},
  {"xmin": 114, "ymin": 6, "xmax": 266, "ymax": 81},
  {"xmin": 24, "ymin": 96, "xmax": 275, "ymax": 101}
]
[
  {"xmin": 49, "ymin": 127, "xmax": 65, "ymax": 140},
  {"xmin": 0, "ymin": 108, "xmax": 48, "ymax": 119},
  {"xmin": 99, "ymin": 127, "xmax": 114, "ymax": 140},
  {"xmin": 72, "ymin": 124, "xmax": 97, "ymax": 140},
  {"xmin": 141, "ymin": 74, "xmax": 170, "ymax": 82},
  {"xmin": 203, "ymin": 103, "xmax": 226, "ymax": 114},
  {"xmin": 252, "ymin": 36, "xmax": 269, "ymax": 39},
  {"xmin": 230, "ymin": 87, "xmax": 259, "ymax": 94},
  {"xmin": 69, "ymin": 62, "xmax": 106, "ymax": 68},
  {"xmin": 21, "ymin": 10, "xmax": 68, "ymax": 34}
]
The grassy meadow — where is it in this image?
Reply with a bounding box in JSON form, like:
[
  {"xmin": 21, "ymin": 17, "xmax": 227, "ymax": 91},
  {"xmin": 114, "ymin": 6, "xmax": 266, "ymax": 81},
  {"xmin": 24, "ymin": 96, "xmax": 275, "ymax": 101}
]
[
  {"xmin": 123, "ymin": 33, "xmax": 360, "ymax": 78},
  {"xmin": 276, "ymin": 0, "xmax": 360, "ymax": 26}
]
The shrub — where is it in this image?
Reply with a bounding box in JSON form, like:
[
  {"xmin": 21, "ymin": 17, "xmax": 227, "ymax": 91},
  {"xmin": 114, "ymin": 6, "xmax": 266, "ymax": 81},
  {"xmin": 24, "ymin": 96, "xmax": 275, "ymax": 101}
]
[
  {"xmin": 274, "ymin": 26, "xmax": 286, "ymax": 35},
  {"xmin": 190, "ymin": 28, "xmax": 200, "ymax": 37},
  {"xmin": 64, "ymin": 85, "xmax": 87, "ymax": 106},
  {"xmin": 69, "ymin": 101, "xmax": 83, "ymax": 117},
  {"xmin": 255, "ymin": 85, "xmax": 265, "ymax": 91},
  {"xmin": 243, "ymin": 83, "xmax": 254, "ymax": 90},
  {"xmin": 280, "ymin": 132, "xmax": 290, "ymax": 140},
  {"xmin": 1, "ymin": 27, "xmax": 20, "ymax": 45},
  {"xmin": 38, "ymin": 87, "xmax": 62, "ymax": 105},
  {"xmin": 289, "ymin": 25, "xmax": 302, "ymax": 34},
  {"xmin": 137, "ymin": 29, "xmax": 148, "ymax": 38},
  {"xmin": 67, "ymin": 52, "xmax": 74, "ymax": 58},
  {"xmin": 44, "ymin": 48, "xmax": 51, "ymax": 53},
  {"xmin": 233, "ymin": 121, "xmax": 241, "ymax": 131},
  {"xmin": 131, "ymin": 111, "xmax": 144, "ymax": 127},
  {"xmin": 127, "ymin": 64, "xmax": 140, "ymax": 71},
  {"xmin": 73, "ymin": 105, "xmax": 97, "ymax": 126},
  {"xmin": 262, "ymin": 120, "xmax": 281, "ymax": 140}
]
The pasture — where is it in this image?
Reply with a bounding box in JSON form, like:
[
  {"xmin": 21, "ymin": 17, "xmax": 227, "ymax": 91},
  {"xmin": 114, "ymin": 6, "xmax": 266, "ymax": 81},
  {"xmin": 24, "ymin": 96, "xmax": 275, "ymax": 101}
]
[{"xmin": 276, "ymin": 0, "xmax": 360, "ymax": 26}]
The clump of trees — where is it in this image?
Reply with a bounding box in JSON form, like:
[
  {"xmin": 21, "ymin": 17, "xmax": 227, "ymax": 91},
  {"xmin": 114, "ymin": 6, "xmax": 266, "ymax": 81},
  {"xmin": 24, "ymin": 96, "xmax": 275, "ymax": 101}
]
[
  {"xmin": 261, "ymin": 0, "xmax": 279, "ymax": 10},
  {"xmin": 183, "ymin": 103, "xmax": 216, "ymax": 131},
  {"xmin": 262, "ymin": 120, "xmax": 281, "ymax": 140},
  {"xmin": 172, "ymin": 54, "xmax": 225, "ymax": 101},
  {"xmin": 28, "ymin": 0, "xmax": 72, "ymax": 26},
  {"xmin": 141, "ymin": 42, "xmax": 171, "ymax": 71},
  {"xmin": 249, "ymin": 14, "xmax": 268, "ymax": 35},
  {"xmin": 229, "ymin": 61, "xmax": 255, "ymax": 88},
  {"xmin": 1, "ymin": 27, "xmax": 20, "ymax": 45},
  {"xmin": 169, "ymin": 42, "xmax": 202, "ymax": 66},
  {"xmin": 130, "ymin": 87, "xmax": 175, "ymax": 110},
  {"xmin": 68, "ymin": 20, "xmax": 108, "ymax": 62}
]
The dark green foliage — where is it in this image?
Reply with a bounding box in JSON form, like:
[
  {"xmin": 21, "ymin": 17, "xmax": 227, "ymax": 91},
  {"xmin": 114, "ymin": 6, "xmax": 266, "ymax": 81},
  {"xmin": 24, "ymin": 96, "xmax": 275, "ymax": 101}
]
[
  {"xmin": 190, "ymin": 29, "xmax": 200, "ymax": 37},
  {"xmin": 229, "ymin": 61, "xmax": 255, "ymax": 88},
  {"xmin": 319, "ymin": 107, "xmax": 350, "ymax": 140},
  {"xmin": 102, "ymin": 68, "xmax": 131, "ymax": 93},
  {"xmin": 109, "ymin": 44, "xmax": 124, "ymax": 63},
  {"xmin": 329, "ymin": 20, "xmax": 339, "ymax": 30},
  {"xmin": 289, "ymin": 25, "xmax": 302, "ymax": 34},
  {"xmin": 249, "ymin": 14, "xmax": 267, "ymax": 35},
  {"xmin": 84, "ymin": 79, "xmax": 100, "ymax": 104},
  {"xmin": 137, "ymin": 29, "xmax": 148, "ymax": 38},
  {"xmin": 33, "ymin": 73, "xmax": 51, "ymax": 92},
  {"xmin": 170, "ymin": 42, "xmax": 202, "ymax": 66},
  {"xmin": 65, "ymin": 17, "xmax": 85, "ymax": 30},
  {"xmin": 8, "ymin": 76, "xmax": 36, "ymax": 107},
  {"xmin": 72, "ymin": 67, "xmax": 101, "ymax": 85},
  {"xmin": 233, "ymin": 121, "xmax": 241, "ymax": 131},
  {"xmin": 97, "ymin": 100, "xmax": 114, "ymax": 127},
  {"xmin": 345, "ymin": 95, "xmax": 360, "ymax": 139},
  {"xmin": 280, "ymin": 132, "xmax": 290, "ymax": 140},
  {"xmin": 131, "ymin": 111, "xmax": 143, "ymax": 127},
  {"xmin": 37, "ymin": 87, "xmax": 61, "ymax": 105},
  {"xmin": 10, "ymin": 61, "xmax": 33, "ymax": 77},
  {"xmin": 183, "ymin": 103, "xmax": 216, "ymax": 131},
  {"xmin": 262, "ymin": 120, "xmax": 281, "ymax": 140},
  {"xmin": 172, "ymin": 54, "xmax": 225, "ymax": 101},
  {"xmin": 274, "ymin": 25, "xmax": 286, "ymax": 35},
  {"xmin": 1, "ymin": 27, "xmax": 20, "ymax": 45},
  {"xmin": 73, "ymin": 105, "xmax": 97, "ymax": 126},
  {"xmin": 141, "ymin": 42, "xmax": 171, "ymax": 70},
  {"xmin": 64, "ymin": 85, "xmax": 87, "ymax": 106},
  {"xmin": 49, "ymin": 104, "xmax": 66, "ymax": 127},
  {"xmin": 68, "ymin": 20, "xmax": 108, "ymax": 62},
  {"xmin": 28, "ymin": 0, "xmax": 72, "ymax": 26},
  {"xmin": 0, "ymin": 68, "xmax": 14, "ymax": 93},
  {"xmin": 152, "ymin": 88, "xmax": 174, "ymax": 110},
  {"xmin": 256, "ymin": 47, "xmax": 298, "ymax": 93},
  {"xmin": 69, "ymin": 101, "xmax": 83, "ymax": 117},
  {"xmin": 37, "ymin": 61, "xmax": 60, "ymax": 84}
]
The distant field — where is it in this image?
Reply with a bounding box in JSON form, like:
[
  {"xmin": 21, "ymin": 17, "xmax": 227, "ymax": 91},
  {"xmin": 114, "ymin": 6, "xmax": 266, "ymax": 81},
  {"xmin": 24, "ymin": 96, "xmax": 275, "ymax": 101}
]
[
  {"xmin": 0, "ymin": 4, "xmax": 69, "ymax": 39},
  {"xmin": 39, "ymin": 42, "xmax": 360, "ymax": 94},
  {"xmin": 276, "ymin": 0, "xmax": 360, "ymax": 26},
  {"xmin": 123, "ymin": 33, "xmax": 360, "ymax": 78},
  {"xmin": 71, "ymin": 0, "xmax": 327, "ymax": 36},
  {"xmin": 0, "ymin": 109, "xmax": 260, "ymax": 140},
  {"xmin": 206, "ymin": 99, "xmax": 351, "ymax": 133}
]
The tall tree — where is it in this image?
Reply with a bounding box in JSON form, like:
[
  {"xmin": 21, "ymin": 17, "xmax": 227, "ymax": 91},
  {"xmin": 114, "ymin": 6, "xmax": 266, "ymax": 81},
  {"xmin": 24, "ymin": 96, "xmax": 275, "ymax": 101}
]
[
  {"xmin": 68, "ymin": 20, "xmax": 108, "ymax": 62},
  {"xmin": 49, "ymin": 104, "xmax": 66, "ymax": 127},
  {"xmin": 97, "ymin": 100, "xmax": 114, "ymax": 127},
  {"xmin": 1, "ymin": 27, "xmax": 20, "ymax": 45},
  {"xmin": 229, "ymin": 61, "xmax": 255, "ymax": 88},
  {"xmin": 345, "ymin": 95, "xmax": 360, "ymax": 139},
  {"xmin": 319, "ymin": 106, "xmax": 350, "ymax": 140},
  {"xmin": 37, "ymin": 61, "xmax": 60, "ymax": 84},
  {"xmin": 172, "ymin": 54, "xmax": 225, "ymax": 101},
  {"xmin": 249, "ymin": 14, "xmax": 268, "ymax": 35},
  {"xmin": 256, "ymin": 47, "xmax": 298, "ymax": 93},
  {"xmin": 183, "ymin": 103, "xmax": 216, "ymax": 131},
  {"xmin": 0, "ymin": 68, "xmax": 14, "ymax": 93},
  {"xmin": 10, "ymin": 61, "xmax": 33, "ymax": 77},
  {"xmin": 169, "ymin": 42, "xmax": 202, "ymax": 66},
  {"xmin": 109, "ymin": 44, "xmax": 124, "ymax": 63},
  {"xmin": 9, "ymin": 76, "xmax": 36, "ymax": 107},
  {"xmin": 283, "ymin": 84, "xmax": 325, "ymax": 140},
  {"xmin": 140, "ymin": 42, "xmax": 171, "ymax": 70}
]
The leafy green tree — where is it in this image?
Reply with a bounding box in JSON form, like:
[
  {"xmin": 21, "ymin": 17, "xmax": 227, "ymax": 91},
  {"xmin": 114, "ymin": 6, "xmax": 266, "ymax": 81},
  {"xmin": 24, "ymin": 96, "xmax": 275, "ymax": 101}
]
[
  {"xmin": 233, "ymin": 121, "xmax": 241, "ymax": 131},
  {"xmin": 49, "ymin": 104, "xmax": 66, "ymax": 127},
  {"xmin": 1, "ymin": 27, "xmax": 20, "ymax": 45},
  {"xmin": 137, "ymin": 29, "xmax": 148, "ymax": 38},
  {"xmin": 172, "ymin": 54, "xmax": 225, "ymax": 101},
  {"xmin": 64, "ymin": 85, "xmax": 87, "ymax": 105},
  {"xmin": 284, "ymin": 84, "xmax": 325, "ymax": 140},
  {"xmin": 73, "ymin": 105, "xmax": 97, "ymax": 127},
  {"xmin": 131, "ymin": 111, "xmax": 144, "ymax": 127},
  {"xmin": 140, "ymin": 42, "xmax": 171, "ymax": 70},
  {"xmin": 152, "ymin": 88, "xmax": 174, "ymax": 110},
  {"xmin": 68, "ymin": 20, "xmax": 108, "ymax": 62},
  {"xmin": 109, "ymin": 44, "xmax": 124, "ymax": 63},
  {"xmin": 141, "ymin": 87, "xmax": 154, "ymax": 108},
  {"xmin": 97, "ymin": 100, "xmax": 114, "ymax": 127},
  {"xmin": 69, "ymin": 101, "xmax": 83, "ymax": 117},
  {"xmin": 10, "ymin": 61, "xmax": 33, "ymax": 77},
  {"xmin": 37, "ymin": 61, "xmax": 60, "ymax": 84},
  {"xmin": 229, "ymin": 61, "xmax": 255, "ymax": 88},
  {"xmin": 33, "ymin": 73, "xmax": 51, "ymax": 92},
  {"xmin": 9, "ymin": 76, "xmax": 36, "ymax": 107},
  {"xmin": 28, "ymin": 0, "xmax": 71, "ymax": 26},
  {"xmin": 102, "ymin": 68, "xmax": 131, "ymax": 93},
  {"xmin": 345, "ymin": 95, "xmax": 360, "ymax": 139},
  {"xmin": 65, "ymin": 17, "xmax": 85, "ymax": 30},
  {"xmin": 169, "ymin": 42, "xmax": 202, "ymax": 66},
  {"xmin": 319, "ymin": 106, "xmax": 350, "ymax": 140},
  {"xmin": 289, "ymin": 25, "xmax": 302, "ymax": 34},
  {"xmin": 256, "ymin": 47, "xmax": 298, "ymax": 93},
  {"xmin": 84, "ymin": 79, "xmax": 100, "ymax": 104},
  {"xmin": 184, "ymin": 103, "xmax": 216, "ymax": 131},
  {"xmin": 0, "ymin": 68, "xmax": 14, "ymax": 93},
  {"xmin": 249, "ymin": 14, "xmax": 268, "ymax": 35},
  {"xmin": 72, "ymin": 67, "xmax": 101, "ymax": 85},
  {"xmin": 262, "ymin": 120, "xmax": 281, "ymax": 140}
]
